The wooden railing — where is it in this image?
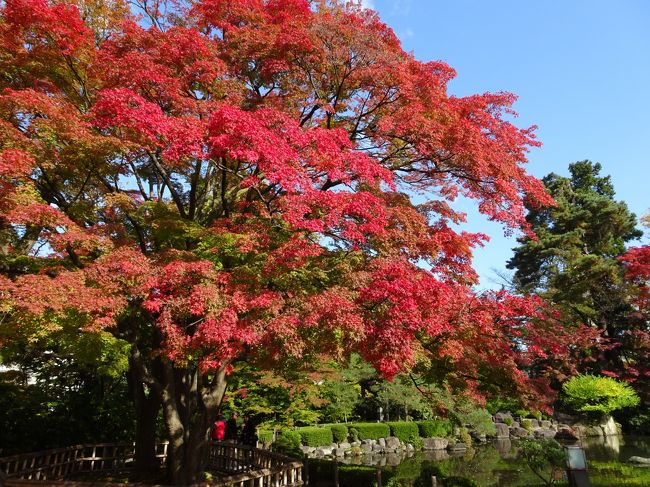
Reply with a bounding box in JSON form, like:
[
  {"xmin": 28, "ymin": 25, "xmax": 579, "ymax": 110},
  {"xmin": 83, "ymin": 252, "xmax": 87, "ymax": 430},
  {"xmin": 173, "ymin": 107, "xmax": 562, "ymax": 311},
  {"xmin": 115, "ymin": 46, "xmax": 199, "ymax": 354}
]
[
  {"xmin": 0, "ymin": 442, "xmax": 302, "ymax": 487},
  {"xmin": 0, "ymin": 442, "xmax": 168, "ymax": 482},
  {"xmin": 207, "ymin": 443, "xmax": 303, "ymax": 487}
]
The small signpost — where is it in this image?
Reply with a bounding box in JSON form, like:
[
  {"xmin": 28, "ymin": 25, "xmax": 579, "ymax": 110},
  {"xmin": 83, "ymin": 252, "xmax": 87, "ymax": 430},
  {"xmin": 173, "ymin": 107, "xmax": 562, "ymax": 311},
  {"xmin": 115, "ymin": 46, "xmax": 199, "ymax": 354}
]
[{"xmin": 565, "ymin": 445, "xmax": 591, "ymax": 487}]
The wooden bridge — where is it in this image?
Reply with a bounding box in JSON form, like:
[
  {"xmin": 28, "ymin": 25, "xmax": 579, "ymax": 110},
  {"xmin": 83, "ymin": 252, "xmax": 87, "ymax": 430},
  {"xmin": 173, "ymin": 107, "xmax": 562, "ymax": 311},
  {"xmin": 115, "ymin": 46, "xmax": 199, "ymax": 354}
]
[{"xmin": 0, "ymin": 442, "xmax": 303, "ymax": 487}]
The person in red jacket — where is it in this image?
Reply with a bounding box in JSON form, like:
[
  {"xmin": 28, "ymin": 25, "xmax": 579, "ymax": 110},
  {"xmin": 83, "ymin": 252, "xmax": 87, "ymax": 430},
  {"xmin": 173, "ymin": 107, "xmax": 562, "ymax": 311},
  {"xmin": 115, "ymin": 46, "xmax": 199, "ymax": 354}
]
[{"xmin": 211, "ymin": 414, "xmax": 226, "ymax": 442}]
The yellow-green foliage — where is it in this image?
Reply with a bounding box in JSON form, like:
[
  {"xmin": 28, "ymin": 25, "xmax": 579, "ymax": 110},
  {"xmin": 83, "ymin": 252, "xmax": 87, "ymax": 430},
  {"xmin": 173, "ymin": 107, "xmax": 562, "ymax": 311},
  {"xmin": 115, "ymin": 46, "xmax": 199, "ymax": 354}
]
[
  {"xmin": 521, "ymin": 419, "xmax": 534, "ymax": 431},
  {"xmin": 258, "ymin": 430, "xmax": 274, "ymax": 445},
  {"xmin": 563, "ymin": 374, "xmax": 640, "ymax": 415}
]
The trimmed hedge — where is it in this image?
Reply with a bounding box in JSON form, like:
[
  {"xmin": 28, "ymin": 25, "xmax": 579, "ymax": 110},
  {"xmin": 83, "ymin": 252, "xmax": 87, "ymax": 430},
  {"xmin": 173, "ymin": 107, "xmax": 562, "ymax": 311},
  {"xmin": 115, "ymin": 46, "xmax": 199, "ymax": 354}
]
[
  {"xmin": 417, "ymin": 420, "xmax": 452, "ymax": 438},
  {"xmin": 387, "ymin": 421, "xmax": 419, "ymax": 443},
  {"xmin": 330, "ymin": 424, "xmax": 349, "ymax": 443},
  {"xmin": 348, "ymin": 422, "xmax": 390, "ymax": 440},
  {"xmin": 297, "ymin": 426, "xmax": 334, "ymax": 447}
]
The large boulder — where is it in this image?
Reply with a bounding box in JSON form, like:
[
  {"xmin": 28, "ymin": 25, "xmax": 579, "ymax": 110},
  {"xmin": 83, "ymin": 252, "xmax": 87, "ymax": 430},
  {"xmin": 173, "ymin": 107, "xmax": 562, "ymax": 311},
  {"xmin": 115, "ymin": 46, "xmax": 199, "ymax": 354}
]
[
  {"xmin": 360, "ymin": 443, "xmax": 373, "ymax": 453},
  {"xmin": 555, "ymin": 427, "xmax": 579, "ymax": 441},
  {"xmin": 339, "ymin": 442, "xmax": 351, "ymax": 450},
  {"xmin": 385, "ymin": 437, "xmax": 401, "ymax": 450},
  {"xmin": 585, "ymin": 426, "xmax": 604, "ymax": 437},
  {"xmin": 534, "ymin": 429, "xmax": 557, "ymax": 439},
  {"xmin": 540, "ymin": 420, "xmax": 552, "ymax": 429},
  {"xmin": 494, "ymin": 422, "xmax": 510, "ymax": 439},
  {"xmin": 601, "ymin": 416, "xmax": 621, "ymax": 436},
  {"xmin": 494, "ymin": 412, "xmax": 513, "ymax": 423},
  {"xmin": 422, "ymin": 437, "xmax": 449, "ymax": 450},
  {"xmin": 629, "ymin": 456, "xmax": 650, "ymax": 465},
  {"xmin": 333, "ymin": 448, "xmax": 346, "ymax": 457},
  {"xmin": 300, "ymin": 445, "xmax": 316, "ymax": 455},
  {"xmin": 315, "ymin": 446, "xmax": 333, "ymax": 456},
  {"xmin": 447, "ymin": 441, "xmax": 467, "ymax": 452},
  {"xmin": 378, "ymin": 438, "xmax": 386, "ymax": 448},
  {"xmin": 509, "ymin": 426, "xmax": 530, "ymax": 438}
]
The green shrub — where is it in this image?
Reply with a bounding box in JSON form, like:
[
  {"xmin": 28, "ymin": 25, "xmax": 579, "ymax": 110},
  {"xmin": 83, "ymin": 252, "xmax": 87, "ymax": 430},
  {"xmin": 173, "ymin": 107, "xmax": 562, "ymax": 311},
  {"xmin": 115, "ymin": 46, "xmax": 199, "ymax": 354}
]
[
  {"xmin": 521, "ymin": 419, "xmax": 533, "ymax": 431},
  {"xmin": 455, "ymin": 406, "xmax": 496, "ymax": 436},
  {"xmin": 519, "ymin": 438, "xmax": 566, "ymax": 486},
  {"xmin": 628, "ymin": 411, "xmax": 650, "ymax": 435},
  {"xmin": 516, "ymin": 409, "xmax": 531, "ymax": 418},
  {"xmin": 417, "ymin": 419, "xmax": 452, "ymax": 438},
  {"xmin": 563, "ymin": 374, "xmax": 640, "ymax": 415},
  {"xmin": 503, "ymin": 416, "xmax": 513, "ymax": 426},
  {"xmin": 348, "ymin": 422, "xmax": 390, "ymax": 440},
  {"xmin": 272, "ymin": 430, "xmax": 301, "ymax": 457},
  {"xmin": 387, "ymin": 421, "xmax": 419, "ymax": 443},
  {"xmin": 408, "ymin": 433, "xmax": 423, "ymax": 450},
  {"xmin": 458, "ymin": 427, "xmax": 472, "ymax": 447},
  {"xmin": 257, "ymin": 429, "xmax": 274, "ymax": 445},
  {"xmin": 296, "ymin": 426, "xmax": 333, "ymax": 447},
  {"xmin": 486, "ymin": 397, "xmax": 520, "ymax": 415},
  {"xmin": 349, "ymin": 427, "xmax": 359, "ymax": 442},
  {"xmin": 329, "ymin": 424, "xmax": 349, "ymax": 443}
]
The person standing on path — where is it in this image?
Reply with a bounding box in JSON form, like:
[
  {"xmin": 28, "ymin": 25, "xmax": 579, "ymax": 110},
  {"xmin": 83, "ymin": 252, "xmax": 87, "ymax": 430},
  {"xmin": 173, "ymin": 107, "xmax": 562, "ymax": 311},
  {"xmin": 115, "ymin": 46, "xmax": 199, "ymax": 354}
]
[
  {"xmin": 211, "ymin": 413, "xmax": 226, "ymax": 442},
  {"xmin": 224, "ymin": 412, "xmax": 239, "ymax": 442},
  {"xmin": 240, "ymin": 415, "xmax": 258, "ymax": 447}
]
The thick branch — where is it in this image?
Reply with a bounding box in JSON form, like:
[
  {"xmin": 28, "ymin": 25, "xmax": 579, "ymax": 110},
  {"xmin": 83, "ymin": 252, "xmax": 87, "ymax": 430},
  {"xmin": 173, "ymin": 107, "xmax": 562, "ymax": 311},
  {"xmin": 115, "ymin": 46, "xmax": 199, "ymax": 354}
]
[{"xmin": 148, "ymin": 151, "xmax": 187, "ymax": 218}]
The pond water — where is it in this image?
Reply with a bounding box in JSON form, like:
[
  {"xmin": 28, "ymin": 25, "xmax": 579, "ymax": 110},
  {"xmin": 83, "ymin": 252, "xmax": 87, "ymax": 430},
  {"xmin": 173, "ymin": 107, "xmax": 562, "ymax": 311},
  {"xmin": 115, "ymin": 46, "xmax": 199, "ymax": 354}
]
[{"xmin": 304, "ymin": 436, "xmax": 650, "ymax": 487}]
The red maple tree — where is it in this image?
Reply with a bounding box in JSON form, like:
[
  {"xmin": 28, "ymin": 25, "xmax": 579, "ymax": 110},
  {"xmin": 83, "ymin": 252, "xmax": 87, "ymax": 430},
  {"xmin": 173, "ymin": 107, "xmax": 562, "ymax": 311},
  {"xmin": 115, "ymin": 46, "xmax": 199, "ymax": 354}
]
[
  {"xmin": 0, "ymin": 0, "xmax": 585, "ymax": 482},
  {"xmin": 619, "ymin": 242, "xmax": 650, "ymax": 401}
]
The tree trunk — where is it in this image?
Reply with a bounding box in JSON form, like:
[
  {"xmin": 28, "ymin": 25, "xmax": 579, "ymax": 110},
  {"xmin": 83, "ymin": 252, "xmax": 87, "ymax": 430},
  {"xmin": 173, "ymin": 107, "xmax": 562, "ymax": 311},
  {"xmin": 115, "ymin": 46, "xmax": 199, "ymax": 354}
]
[
  {"xmin": 161, "ymin": 362, "xmax": 229, "ymax": 485},
  {"xmin": 127, "ymin": 341, "xmax": 229, "ymax": 485},
  {"xmin": 128, "ymin": 357, "xmax": 162, "ymax": 476}
]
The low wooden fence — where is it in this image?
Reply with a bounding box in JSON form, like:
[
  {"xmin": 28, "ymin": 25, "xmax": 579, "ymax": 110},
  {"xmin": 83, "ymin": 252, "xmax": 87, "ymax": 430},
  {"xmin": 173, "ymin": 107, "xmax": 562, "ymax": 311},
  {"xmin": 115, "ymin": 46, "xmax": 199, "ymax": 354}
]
[
  {"xmin": 207, "ymin": 443, "xmax": 303, "ymax": 487},
  {"xmin": 0, "ymin": 443, "xmax": 302, "ymax": 487}
]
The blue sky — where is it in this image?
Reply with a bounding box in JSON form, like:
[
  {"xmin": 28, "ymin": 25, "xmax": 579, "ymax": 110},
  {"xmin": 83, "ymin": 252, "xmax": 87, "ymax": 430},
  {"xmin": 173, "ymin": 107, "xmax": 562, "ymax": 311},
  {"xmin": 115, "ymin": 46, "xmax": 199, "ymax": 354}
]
[{"xmin": 365, "ymin": 0, "xmax": 650, "ymax": 288}]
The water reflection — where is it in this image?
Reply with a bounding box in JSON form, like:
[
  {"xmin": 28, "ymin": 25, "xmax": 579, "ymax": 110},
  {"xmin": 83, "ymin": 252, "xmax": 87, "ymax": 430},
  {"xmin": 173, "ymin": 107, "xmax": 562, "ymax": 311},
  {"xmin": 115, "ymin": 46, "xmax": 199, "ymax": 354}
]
[
  {"xmin": 582, "ymin": 435, "xmax": 650, "ymax": 462},
  {"xmin": 305, "ymin": 436, "xmax": 650, "ymax": 487}
]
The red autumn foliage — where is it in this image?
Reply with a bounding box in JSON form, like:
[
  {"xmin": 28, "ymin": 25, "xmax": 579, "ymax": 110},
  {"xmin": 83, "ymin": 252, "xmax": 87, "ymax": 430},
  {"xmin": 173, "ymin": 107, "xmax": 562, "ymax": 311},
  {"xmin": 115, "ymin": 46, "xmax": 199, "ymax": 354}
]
[
  {"xmin": 621, "ymin": 244, "xmax": 650, "ymax": 314},
  {"xmin": 0, "ymin": 2, "xmax": 600, "ymax": 481},
  {"xmin": 618, "ymin": 244, "xmax": 650, "ymax": 395},
  {"xmin": 0, "ymin": 1, "xmax": 580, "ymax": 465}
]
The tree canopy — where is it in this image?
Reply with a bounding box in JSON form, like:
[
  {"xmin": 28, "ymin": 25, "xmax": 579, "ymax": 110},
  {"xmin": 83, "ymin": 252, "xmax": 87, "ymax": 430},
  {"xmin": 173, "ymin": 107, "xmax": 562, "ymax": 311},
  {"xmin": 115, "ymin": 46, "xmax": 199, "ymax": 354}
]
[{"xmin": 0, "ymin": 0, "xmax": 586, "ymax": 482}]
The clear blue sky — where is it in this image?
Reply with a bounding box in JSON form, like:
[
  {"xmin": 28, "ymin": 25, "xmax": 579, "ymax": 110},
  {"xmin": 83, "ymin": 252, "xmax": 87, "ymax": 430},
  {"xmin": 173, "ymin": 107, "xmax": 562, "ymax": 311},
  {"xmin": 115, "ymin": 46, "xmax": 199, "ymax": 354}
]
[{"xmin": 366, "ymin": 0, "xmax": 650, "ymax": 288}]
